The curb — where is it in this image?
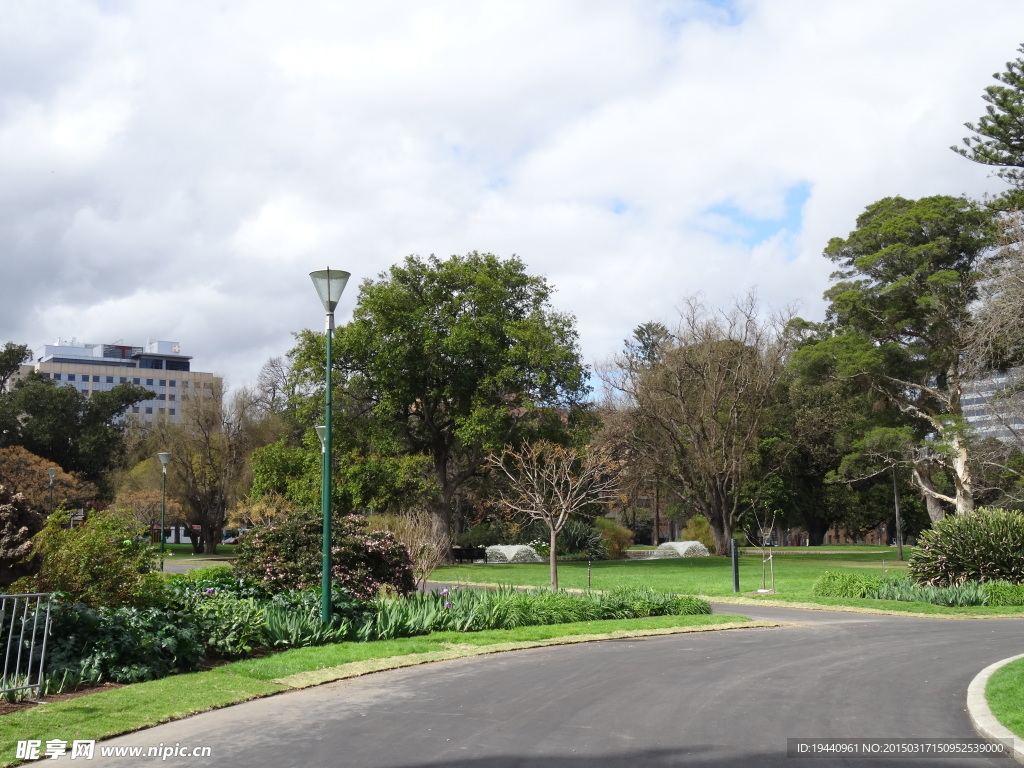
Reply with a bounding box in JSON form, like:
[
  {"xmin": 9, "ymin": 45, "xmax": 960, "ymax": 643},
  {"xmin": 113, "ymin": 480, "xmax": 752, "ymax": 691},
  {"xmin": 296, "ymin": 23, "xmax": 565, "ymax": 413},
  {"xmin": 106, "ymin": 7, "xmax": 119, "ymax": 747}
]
[{"xmin": 967, "ymin": 653, "xmax": 1024, "ymax": 764}]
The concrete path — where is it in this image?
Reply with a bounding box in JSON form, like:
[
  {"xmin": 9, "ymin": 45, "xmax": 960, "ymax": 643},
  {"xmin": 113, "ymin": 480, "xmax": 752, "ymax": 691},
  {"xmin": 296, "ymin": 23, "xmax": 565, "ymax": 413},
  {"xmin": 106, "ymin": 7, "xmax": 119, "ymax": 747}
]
[{"xmin": 80, "ymin": 603, "xmax": 1024, "ymax": 767}]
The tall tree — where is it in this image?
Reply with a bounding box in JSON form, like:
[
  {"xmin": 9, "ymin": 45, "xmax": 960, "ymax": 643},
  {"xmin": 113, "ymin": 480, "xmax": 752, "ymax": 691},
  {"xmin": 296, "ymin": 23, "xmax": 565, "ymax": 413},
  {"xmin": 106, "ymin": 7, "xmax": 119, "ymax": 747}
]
[
  {"xmin": 153, "ymin": 382, "xmax": 281, "ymax": 553},
  {"xmin": 953, "ymin": 44, "xmax": 1024, "ymax": 189},
  {"xmin": 0, "ymin": 447, "xmax": 97, "ymax": 512},
  {"xmin": 291, "ymin": 252, "xmax": 592, "ymax": 532},
  {"xmin": 796, "ymin": 195, "xmax": 997, "ymax": 515},
  {"xmin": 0, "ymin": 374, "xmax": 150, "ymax": 498},
  {"xmin": 604, "ymin": 294, "xmax": 791, "ymax": 555}
]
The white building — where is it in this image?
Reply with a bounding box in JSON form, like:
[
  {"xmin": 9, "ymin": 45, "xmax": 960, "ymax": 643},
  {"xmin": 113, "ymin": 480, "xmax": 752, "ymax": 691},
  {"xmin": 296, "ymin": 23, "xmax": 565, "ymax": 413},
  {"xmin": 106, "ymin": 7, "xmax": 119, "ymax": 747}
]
[
  {"xmin": 14, "ymin": 338, "xmax": 221, "ymax": 424},
  {"xmin": 962, "ymin": 367, "xmax": 1024, "ymax": 445}
]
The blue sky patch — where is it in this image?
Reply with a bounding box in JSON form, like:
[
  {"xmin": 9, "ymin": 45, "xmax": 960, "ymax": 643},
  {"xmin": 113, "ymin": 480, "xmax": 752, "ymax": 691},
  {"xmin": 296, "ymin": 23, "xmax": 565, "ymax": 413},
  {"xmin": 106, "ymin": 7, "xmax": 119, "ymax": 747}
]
[{"xmin": 704, "ymin": 181, "xmax": 811, "ymax": 247}]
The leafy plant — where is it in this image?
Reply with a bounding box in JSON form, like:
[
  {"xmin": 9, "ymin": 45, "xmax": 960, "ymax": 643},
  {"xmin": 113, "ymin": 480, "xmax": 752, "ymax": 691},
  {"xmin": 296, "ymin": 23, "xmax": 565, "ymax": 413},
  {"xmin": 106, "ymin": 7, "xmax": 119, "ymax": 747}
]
[
  {"xmin": 45, "ymin": 602, "xmax": 204, "ymax": 684},
  {"xmin": 194, "ymin": 595, "xmax": 266, "ymax": 657},
  {"xmin": 982, "ymin": 581, "xmax": 1024, "ymax": 606},
  {"xmin": 811, "ymin": 571, "xmax": 883, "ymax": 599},
  {"xmin": 263, "ymin": 606, "xmax": 352, "ymax": 648},
  {"xmin": 593, "ymin": 517, "xmax": 633, "ymax": 559},
  {"xmin": 19, "ymin": 508, "xmax": 163, "ymax": 608},
  {"xmin": 867, "ymin": 577, "xmax": 988, "ymax": 607},
  {"xmin": 909, "ymin": 507, "xmax": 1024, "ymax": 586},
  {"xmin": 680, "ymin": 515, "xmax": 716, "ymax": 552}
]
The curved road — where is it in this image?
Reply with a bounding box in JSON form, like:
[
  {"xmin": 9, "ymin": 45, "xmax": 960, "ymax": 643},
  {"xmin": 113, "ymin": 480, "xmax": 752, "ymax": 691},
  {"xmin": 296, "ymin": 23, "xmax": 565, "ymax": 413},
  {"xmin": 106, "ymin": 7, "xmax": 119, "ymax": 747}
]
[{"xmin": 86, "ymin": 604, "xmax": 1024, "ymax": 767}]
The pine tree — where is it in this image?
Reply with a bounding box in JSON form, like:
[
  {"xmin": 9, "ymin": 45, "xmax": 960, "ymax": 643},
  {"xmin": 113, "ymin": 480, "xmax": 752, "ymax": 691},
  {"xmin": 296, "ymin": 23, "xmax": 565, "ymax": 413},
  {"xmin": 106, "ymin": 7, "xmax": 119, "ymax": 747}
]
[{"xmin": 954, "ymin": 44, "xmax": 1024, "ymax": 189}]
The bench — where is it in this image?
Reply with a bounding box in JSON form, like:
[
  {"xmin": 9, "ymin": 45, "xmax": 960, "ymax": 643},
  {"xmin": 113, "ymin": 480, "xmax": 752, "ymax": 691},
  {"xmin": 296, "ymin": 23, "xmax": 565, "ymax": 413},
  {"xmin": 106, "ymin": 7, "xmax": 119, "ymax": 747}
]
[{"xmin": 451, "ymin": 546, "xmax": 487, "ymax": 564}]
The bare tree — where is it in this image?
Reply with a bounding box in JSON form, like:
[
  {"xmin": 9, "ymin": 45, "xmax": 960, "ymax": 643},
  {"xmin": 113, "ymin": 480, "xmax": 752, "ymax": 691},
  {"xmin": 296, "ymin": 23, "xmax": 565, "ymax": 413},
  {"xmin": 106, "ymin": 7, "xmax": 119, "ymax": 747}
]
[
  {"xmin": 602, "ymin": 294, "xmax": 791, "ymax": 555},
  {"xmin": 370, "ymin": 507, "xmax": 450, "ymax": 592},
  {"xmin": 489, "ymin": 441, "xmax": 620, "ymax": 589}
]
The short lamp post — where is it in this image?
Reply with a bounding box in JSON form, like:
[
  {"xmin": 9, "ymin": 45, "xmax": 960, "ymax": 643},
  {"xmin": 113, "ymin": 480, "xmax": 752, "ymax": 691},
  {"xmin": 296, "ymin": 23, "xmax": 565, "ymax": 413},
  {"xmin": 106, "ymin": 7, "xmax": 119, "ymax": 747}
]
[
  {"xmin": 310, "ymin": 268, "xmax": 350, "ymax": 624},
  {"xmin": 47, "ymin": 467, "xmax": 57, "ymax": 517},
  {"xmin": 158, "ymin": 452, "xmax": 171, "ymax": 572}
]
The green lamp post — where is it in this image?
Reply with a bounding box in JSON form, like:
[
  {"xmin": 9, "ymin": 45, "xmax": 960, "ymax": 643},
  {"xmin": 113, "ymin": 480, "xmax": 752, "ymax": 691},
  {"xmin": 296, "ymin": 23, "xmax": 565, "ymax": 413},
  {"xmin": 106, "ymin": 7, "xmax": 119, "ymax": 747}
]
[
  {"xmin": 310, "ymin": 268, "xmax": 351, "ymax": 624},
  {"xmin": 158, "ymin": 452, "xmax": 171, "ymax": 571}
]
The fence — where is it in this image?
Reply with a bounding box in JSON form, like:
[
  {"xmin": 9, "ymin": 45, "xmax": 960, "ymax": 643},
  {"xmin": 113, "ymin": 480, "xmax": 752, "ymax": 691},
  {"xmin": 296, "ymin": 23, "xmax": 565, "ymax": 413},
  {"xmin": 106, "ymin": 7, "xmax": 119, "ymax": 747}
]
[{"xmin": 1, "ymin": 593, "xmax": 53, "ymax": 700}]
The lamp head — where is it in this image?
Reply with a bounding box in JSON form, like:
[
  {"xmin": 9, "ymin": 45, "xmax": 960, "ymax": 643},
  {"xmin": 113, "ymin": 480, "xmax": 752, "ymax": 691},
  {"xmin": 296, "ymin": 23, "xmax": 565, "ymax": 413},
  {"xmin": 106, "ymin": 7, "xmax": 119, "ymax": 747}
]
[
  {"xmin": 309, "ymin": 268, "xmax": 351, "ymax": 314},
  {"xmin": 47, "ymin": 467, "xmax": 57, "ymax": 483},
  {"xmin": 157, "ymin": 452, "xmax": 171, "ymax": 473},
  {"xmin": 315, "ymin": 425, "xmax": 327, "ymax": 451}
]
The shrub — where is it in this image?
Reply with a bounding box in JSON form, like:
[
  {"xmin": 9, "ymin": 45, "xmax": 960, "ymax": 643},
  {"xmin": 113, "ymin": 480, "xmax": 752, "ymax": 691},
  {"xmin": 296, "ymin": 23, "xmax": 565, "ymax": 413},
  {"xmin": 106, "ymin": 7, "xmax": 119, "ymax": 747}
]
[
  {"xmin": 20, "ymin": 509, "xmax": 162, "ymax": 608},
  {"xmin": 0, "ymin": 485, "xmax": 45, "ymax": 588},
  {"xmin": 909, "ymin": 507, "xmax": 1024, "ymax": 587},
  {"xmin": 45, "ymin": 603, "xmax": 204, "ymax": 684},
  {"xmin": 680, "ymin": 515, "xmax": 716, "ymax": 552},
  {"xmin": 982, "ymin": 581, "xmax": 1024, "ymax": 606},
  {"xmin": 811, "ymin": 571, "xmax": 882, "ymax": 599},
  {"xmin": 193, "ymin": 595, "xmax": 266, "ymax": 657},
  {"xmin": 594, "ymin": 517, "xmax": 633, "ymax": 559},
  {"xmin": 164, "ymin": 566, "xmax": 268, "ymax": 605},
  {"xmin": 235, "ymin": 508, "xmax": 414, "ymax": 599},
  {"xmin": 454, "ymin": 522, "xmax": 503, "ymax": 548}
]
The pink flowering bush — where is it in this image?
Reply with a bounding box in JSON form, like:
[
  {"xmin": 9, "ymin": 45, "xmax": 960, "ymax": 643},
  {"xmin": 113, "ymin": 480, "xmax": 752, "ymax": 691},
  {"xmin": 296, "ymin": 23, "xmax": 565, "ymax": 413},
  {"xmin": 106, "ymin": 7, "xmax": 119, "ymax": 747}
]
[{"xmin": 235, "ymin": 508, "xmax": 414, "ymax": 599}]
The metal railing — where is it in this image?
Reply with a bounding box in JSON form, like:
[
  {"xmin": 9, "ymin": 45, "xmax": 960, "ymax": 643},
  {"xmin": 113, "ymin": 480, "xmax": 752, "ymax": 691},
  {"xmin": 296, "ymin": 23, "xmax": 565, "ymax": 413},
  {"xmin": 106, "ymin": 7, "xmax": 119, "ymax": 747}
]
[{"xmin": 1, "ymin": 593, "xmax": 53, "ymax": 700}]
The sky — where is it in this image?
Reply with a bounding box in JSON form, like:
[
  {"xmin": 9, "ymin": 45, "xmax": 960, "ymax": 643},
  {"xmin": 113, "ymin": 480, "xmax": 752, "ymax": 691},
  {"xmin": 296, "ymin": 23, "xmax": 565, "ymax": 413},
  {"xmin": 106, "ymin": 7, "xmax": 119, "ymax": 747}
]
[{"xmin": 2, "ymin": 0, "xmax": 1022, "ymax": 393}]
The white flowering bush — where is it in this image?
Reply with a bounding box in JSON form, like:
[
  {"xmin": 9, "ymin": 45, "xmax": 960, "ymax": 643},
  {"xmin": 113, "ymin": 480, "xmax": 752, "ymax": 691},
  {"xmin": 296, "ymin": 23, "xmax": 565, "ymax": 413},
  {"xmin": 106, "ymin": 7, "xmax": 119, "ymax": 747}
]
[
  {"xmin": 655, "ymin": 541, "xmax": 710, "ymax": 558},
  {"xmin": 485, "ymin": 545, "xmax": 544, "ymax": 563}
]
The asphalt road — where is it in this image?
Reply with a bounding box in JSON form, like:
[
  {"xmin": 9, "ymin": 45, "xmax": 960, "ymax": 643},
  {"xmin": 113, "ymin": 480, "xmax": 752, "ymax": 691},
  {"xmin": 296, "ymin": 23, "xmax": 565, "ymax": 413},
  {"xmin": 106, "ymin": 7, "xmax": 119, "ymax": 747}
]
[{"xmin": 81, "ymin": 604, "xmax": 1024, "ymax": 767}]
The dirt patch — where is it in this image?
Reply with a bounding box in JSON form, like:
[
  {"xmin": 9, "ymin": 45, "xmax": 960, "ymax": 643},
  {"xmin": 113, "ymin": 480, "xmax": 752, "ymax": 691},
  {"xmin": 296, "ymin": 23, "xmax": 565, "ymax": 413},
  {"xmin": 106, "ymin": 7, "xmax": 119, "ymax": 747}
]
[{"xmin": 0, "ymin": 682, "xmax": 124, "ymax": 717}]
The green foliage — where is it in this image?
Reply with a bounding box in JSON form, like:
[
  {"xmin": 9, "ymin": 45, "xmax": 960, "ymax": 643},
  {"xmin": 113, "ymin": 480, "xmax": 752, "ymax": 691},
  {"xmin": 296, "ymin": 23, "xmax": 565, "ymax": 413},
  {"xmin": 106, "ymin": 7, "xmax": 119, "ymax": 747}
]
[
  {"xmin": 594, "ymin": 517, "xmax": 633, "ymax": 559},
  {"xmin": 22, "ymin": 508, "xmax": 162, "ymax": 608},
  {"xmin": 454, "ymin": 522, "xmax": 504, "ymax": 548},
  {"xmin": 680, "ymin": 515, "xmax": 716, "ymax": 552},
  {"xmin": 982, "ymin": 581, "xmax": 1024, "ymax": 606},
  {"xmin": 811, "ymin": 571, "xmax": 883, "ymax": 599},
  {"xmin": 193, "ymin": 595, "xmax": 266, "ymax": 658},
  {"xmin": 910, "ymin": 507, "xmax": 1024, "ymax": 586},
  {"xmin": 954, "ymin": 44, "xmax": 1024, "ymax": 189},
  {"xmin": 263, "ymin": 605, "xmax": 352, "ymax": 648},
  {"xmin": 356, "ymin": 585, "xmax": 711, "ymax": 641},
  {"xmin": 0, "ymin": 484, "xmax": 44, "ymax": 588},
  {"xmin": 164, "ymin": 566, "xmax": 269, "ymax": 604},
  {"xmin": 0, "ymin": 375, "xmax": 150, "ymax": 497},
  {"xmin": 235, "ymin": 508, "xmax": 414, "ymax": 599},
  {"xmin": 867, "ymin": 577, "xmax": 988, "ymax": 607},
  {"xmin": 45, "ymin": 603, "xmax": 204, "ymax": 684}
]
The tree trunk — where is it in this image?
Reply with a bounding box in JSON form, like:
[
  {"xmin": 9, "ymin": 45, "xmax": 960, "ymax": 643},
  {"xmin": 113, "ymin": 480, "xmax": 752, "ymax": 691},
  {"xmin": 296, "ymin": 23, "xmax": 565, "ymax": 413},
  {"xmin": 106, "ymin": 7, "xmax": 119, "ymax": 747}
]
[
  {"xmin": 549, "ymin": 527, "xmax": 558, "ymax": 590},
  {"xmin": 708, "ymin": 513, "xmax": 732, "ymax": 556},
  {"xmin": 951, "ymin": 436, "xmax": 976, "ymax": 515},
  {"xmin": 652, "ymin": 483, "xmax": 661, "ymax": 546}
]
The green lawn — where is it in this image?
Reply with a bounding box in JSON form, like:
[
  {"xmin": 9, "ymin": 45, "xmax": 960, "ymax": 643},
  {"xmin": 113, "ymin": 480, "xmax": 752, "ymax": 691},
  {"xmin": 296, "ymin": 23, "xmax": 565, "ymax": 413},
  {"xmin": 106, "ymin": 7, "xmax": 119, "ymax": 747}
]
[
  {"xmin": 986, "ymin": 657, "xmax": 1024, "ymax": 739},
  {"xmin": 433, "ymin": 552, "xmax": 911, "ymax": 600},
  {"xmin": 158, "ymin": 543, "xmax": 236, "ymax": 560},
  {"xmin": 0, "ymin": 613, "xmax": 755, "ymax": 765}
]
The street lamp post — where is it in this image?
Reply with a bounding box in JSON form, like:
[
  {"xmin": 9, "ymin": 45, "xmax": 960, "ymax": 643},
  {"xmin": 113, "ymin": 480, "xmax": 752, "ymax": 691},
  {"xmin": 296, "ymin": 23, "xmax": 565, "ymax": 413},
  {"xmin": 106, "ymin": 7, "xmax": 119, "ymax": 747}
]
[
  {"xmin": 47, "ymin": 467, "xmax": 57, "ymax": 518},
  {"xmin": 158, "ymin": 452, "xmax": 171, "ymax": 572},
  {"xmin": 310, "ymin": 268, "xmax": 350, "ymax": 624}
]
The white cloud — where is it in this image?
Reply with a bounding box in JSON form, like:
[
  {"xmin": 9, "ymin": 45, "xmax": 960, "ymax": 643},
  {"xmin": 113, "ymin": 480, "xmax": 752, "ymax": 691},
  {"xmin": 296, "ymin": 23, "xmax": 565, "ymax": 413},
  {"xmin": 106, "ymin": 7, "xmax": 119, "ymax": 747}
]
[{"xmin": 1, "ymin": 0, "xmax": 1022, "ymax": 390}]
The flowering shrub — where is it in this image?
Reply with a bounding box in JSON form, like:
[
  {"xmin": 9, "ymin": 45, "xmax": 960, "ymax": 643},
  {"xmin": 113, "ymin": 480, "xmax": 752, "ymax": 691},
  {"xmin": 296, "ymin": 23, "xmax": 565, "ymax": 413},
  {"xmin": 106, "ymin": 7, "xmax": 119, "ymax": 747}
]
[{"xmin": 235, "ymin": 507, "xmax": 414, "ymax": 599}]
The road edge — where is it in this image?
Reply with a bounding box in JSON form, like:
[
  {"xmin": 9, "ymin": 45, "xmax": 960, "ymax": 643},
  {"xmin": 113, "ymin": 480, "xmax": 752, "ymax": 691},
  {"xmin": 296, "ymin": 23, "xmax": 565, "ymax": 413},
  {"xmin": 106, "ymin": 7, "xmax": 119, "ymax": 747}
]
[{"xmin": 967, "ymin": 653, "xmax": 1024, "ymax": 765}]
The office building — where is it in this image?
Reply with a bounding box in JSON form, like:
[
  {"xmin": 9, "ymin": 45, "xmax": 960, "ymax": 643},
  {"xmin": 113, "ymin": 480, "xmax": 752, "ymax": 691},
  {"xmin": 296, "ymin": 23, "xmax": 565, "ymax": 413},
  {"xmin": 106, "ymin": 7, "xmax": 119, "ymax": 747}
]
[{"xmin": 13, "ymin": 338, "xmax": 221, "ymax": 424}]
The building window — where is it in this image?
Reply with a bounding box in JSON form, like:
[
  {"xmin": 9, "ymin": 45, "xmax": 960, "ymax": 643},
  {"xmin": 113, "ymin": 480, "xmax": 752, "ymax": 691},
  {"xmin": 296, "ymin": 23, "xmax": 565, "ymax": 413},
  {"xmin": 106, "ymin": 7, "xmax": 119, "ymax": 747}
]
[
  {"xmin": 132, "ymin": 406, "xmax": 140, "ymax": 413},
  {"xmin": 169, "ymin": 394, "xmax": 176, "ymax": 401},
  {"xmin": 92, "ymin": 375, "xmax": 100, "ymax": 382},
  {"xmin": 53, "ymin": 374, "xmax": 61, "ymax": 380},
  {"xmin": 133, "ymin": 378, "xmax": 140, "ymax": 385},
  {"xmin": 157, "ymin": 394, "xmax": 166, "ymax": 401},
  {"xmin": 146, "ymin": 379, "xmax": 153, "ymax": 386},
  {"xmin": 169, "ymin": 380, "xmax": 177, "ymax": 387},
  {"xmin": 67, "ymin": 374, "xmax": 75, "ymax": 381},
  {"xmin": 159, "ymin": 379, "xmax": 166, "ymax": 386},
  {"xmin": 145, "ymin": 407, "xmax": 153, "ymax": 415},
  {"xmin": 169, "ymin": 408, "xmax": 176, "ymax": 416},
  {"xmin": 158, "ymin": 408, "xmax": 165, "ymax": 415},
  {"xmin": 120, "ymin": 377, "xmax": 127, "ymax": 383},
  {"xmin": 106, "ymin": 376, "xmax": 114, "ymax": 383}
]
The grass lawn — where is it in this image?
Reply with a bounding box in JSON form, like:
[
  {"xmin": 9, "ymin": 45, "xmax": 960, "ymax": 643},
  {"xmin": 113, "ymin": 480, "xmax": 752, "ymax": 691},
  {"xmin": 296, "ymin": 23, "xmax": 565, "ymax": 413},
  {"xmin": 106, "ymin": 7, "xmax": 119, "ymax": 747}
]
[
  {"xmin": 433, "ymin": 552, "xmax": 910, "ymax": 599},
  {"xmin": 433, "ymin": 554, "xmax": 1024, "ymax": 617},
  {"xmin": 158, "ymin": 543, "xmax": 236, "ymax": 561},
  {"xmin": 986, "ymin": 657, "xmax": 1024, "ymax": 739},
  {"xmin": 0, "ymin": 613, "xmax": 756, "ymax": 765}
]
